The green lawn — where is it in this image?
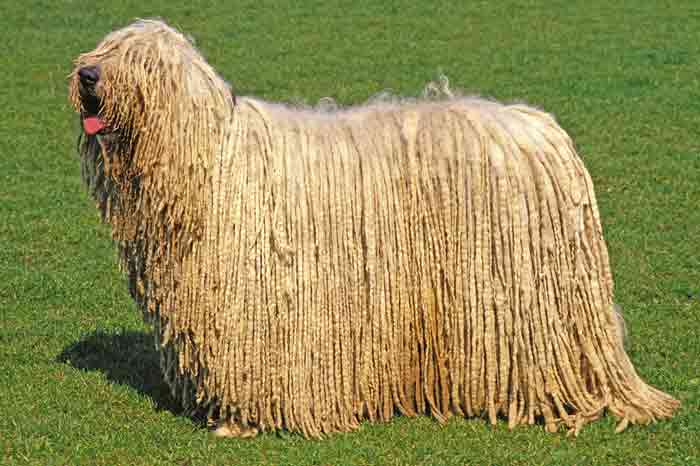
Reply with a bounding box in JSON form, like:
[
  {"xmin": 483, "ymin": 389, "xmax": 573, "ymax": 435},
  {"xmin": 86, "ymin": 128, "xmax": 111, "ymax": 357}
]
[{"xmin": 1, "ymin": 1, "xmax": 699, "ymax": 465}]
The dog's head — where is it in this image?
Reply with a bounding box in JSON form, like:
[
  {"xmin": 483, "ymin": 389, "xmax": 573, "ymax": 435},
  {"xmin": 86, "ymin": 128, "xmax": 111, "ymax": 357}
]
[{"xmin": 69, "ymin": 19, "xmax": 235, "ymax": 172}]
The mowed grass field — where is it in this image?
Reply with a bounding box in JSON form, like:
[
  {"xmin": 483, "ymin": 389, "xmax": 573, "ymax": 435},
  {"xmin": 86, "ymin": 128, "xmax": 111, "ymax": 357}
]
[{"xmin": 1, "ymin": 1, "xmax": 699, "ymax": 465}]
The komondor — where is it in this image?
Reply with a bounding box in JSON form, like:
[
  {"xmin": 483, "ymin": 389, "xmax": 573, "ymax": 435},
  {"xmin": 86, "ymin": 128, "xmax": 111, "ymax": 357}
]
[{"xmin": 68, "ymin": 19, "xmax": 679, "ymax": 438}]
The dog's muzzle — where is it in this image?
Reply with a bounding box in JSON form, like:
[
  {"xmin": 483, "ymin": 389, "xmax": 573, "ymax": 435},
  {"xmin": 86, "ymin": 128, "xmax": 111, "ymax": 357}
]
[
  {"xmin": 78, "ymin": 65, "xmax": 100, "ymax": 85},
  {"xmin": 78, "ymin": 65, "xmax": 108, "ymax": 135}
]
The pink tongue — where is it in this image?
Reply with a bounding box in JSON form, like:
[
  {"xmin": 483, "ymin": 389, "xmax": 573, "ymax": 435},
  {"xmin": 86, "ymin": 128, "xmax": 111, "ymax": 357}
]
[{"xmin": 83, "ymin": 116, "xmax": 107, "ymax": 135}]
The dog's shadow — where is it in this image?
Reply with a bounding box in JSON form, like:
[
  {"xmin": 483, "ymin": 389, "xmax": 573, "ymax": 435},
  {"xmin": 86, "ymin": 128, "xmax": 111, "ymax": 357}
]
[{"xmin": 58, "ymin": 330, "xmax": 184, "ymax": 416}]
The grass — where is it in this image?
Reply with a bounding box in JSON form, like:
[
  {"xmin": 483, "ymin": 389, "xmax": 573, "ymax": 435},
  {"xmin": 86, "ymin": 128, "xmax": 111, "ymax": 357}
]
[{"xmin": 1, "ymin": 1, "xmax": 699, "ymax": 464}]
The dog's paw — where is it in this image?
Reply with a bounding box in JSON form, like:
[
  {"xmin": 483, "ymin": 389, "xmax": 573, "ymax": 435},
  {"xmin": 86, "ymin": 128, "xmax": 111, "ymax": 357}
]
[{"xmin": 212, "ymin": 421, "xmax": 259, "ymax": 439}]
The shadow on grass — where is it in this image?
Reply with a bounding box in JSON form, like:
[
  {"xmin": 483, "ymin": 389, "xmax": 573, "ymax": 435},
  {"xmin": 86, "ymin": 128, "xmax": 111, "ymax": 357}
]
[{"xmin": 57, "ymin": 330, "xmax": 183, "ymax": 416}]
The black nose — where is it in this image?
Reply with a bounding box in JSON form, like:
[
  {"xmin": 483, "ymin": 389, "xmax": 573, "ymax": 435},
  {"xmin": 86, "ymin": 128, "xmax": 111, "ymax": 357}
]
[{"xmin": 78, "ymin": 65, "xmax": 100, "ymax": 84}]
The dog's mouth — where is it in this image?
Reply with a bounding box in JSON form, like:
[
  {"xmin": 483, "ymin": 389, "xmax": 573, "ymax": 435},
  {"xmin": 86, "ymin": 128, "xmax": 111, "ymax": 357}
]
[
  {"xmin": 78, "ymin": 65, "xmax": 109, "ymax": 136},
  {"xmin": 83, "ymin": 115, "xmax": 107, "ymax": 135}
]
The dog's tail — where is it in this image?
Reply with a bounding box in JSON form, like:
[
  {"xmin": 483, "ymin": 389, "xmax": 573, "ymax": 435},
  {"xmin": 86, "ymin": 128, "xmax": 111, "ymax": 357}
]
[{"xmin": 613, "ymin": 303, "xmax": 628, "ymax": 347}]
